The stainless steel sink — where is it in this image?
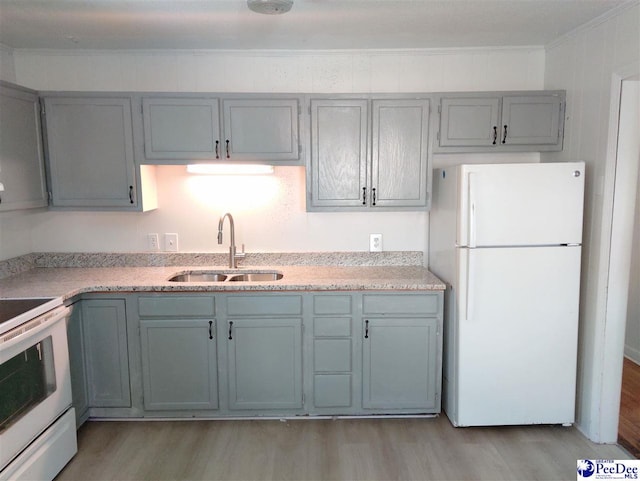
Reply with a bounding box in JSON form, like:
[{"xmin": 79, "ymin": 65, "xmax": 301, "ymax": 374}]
[
  {"xmin": 168, "ymin": 272, "xmax": 228, "ymax": 282},
  {"xmin": 227, "ymin": 272, "xmax": 284, "ymax": 282},
  {"xmin": 168, "ymin": 270, "xmax": 283, "ymax": 283}
]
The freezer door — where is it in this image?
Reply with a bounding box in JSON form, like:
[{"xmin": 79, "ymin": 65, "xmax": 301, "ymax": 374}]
[
  {"xmin": 456, "ymin": 162, "xmax": 585, "ymax": 247},
  {"xmin": 453, "ymin": 245, "xmax": 580, "ymax": 426}
]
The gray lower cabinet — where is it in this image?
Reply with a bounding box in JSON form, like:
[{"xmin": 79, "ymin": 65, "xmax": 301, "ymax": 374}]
[
  {"xmin": 81, "ymin": 299, "xmax": 131, "ymax": 408},
  {"xmin": 311, "ymin": 294, "xmax": 355, "ymax": 411},
  {"xmin": 307, "ymin": 97, "xmax": 431, "ymax": 211},
  {"xmin": 227, "ymin": 317, "xmax": 303, "ymax": 410},
  {"xmin": 436, "ymin": 91, "xmax": 565, "ymax": 152},
  {"xmin": 362, "ymin": 317, "xmax": 438, "ymax": 409},
  {"xmin": 361, "ymin": 293, "xmax": 442, "ymax": 411},
  {"xmin": 67, "ymin": 297, "xmax": 130, "ymax": 425},
  {"xmin": 66, "ymin": 302, "xmax": 89, "ymax": 426},
  {"xmin": 140, "ymin": 319, "xmax": 218, "ymax": 410},
  {"xmin": 226, "ymin": 294, "xmax": 304, "ymax": 410},
  {"xmin": 0, "ymin": 82, "xmax": 48, "ymax": 211}
]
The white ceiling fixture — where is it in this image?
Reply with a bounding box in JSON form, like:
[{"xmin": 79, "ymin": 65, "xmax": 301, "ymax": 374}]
[{"xmin": 247, "ymin": 0, "xmax": 293, "ymax": 15}]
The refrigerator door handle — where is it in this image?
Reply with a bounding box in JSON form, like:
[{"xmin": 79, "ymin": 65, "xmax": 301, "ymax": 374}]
[
  {"xmin": 468, "ymin": 172, "xmax": 477, "ymax": 248},
  {"xmin": 466, "ymin": 250, "xmax": 475, "ymax": 320}
]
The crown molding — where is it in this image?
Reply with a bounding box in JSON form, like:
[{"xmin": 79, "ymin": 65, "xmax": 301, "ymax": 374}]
[{"xmin": 546, "ymin": 0, "xmax": 639, "ymax": 51}]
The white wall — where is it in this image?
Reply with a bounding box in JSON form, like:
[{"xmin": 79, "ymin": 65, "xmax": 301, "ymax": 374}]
[
  {"xmin": 0, "ymin": 47, "xmax": 544, "ymax": 261},
  {"xmin": 0, "ymin": 44, "xmax": 16, "ymax": 83},
  {"xmin": 543, "ymin": 3, "xmax": 640, "ymax": 441}
]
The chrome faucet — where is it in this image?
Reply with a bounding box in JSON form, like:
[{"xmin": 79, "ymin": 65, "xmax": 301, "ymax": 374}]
[{"xmin": 218, "ymin": 213, "xmax": 245, "ymax": 268}]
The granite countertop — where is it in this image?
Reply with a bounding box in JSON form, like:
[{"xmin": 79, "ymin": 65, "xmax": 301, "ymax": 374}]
[{"xmin": 0, "ymin": 259, "xmax": 446, "ymax": 301}]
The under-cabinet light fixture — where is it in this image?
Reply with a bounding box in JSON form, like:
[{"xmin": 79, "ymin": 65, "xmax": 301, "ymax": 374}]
[{"xmin": 186, "ymin": 164, "xmax": 274, "ymax": 175}]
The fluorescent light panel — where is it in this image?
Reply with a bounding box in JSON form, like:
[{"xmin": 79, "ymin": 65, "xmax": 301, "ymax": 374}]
[{"xmin": 186, "ymin": 164, "xmax": 274, "ymax": 175}]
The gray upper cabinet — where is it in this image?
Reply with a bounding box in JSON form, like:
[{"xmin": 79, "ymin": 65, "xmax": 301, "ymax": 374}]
[
  {"xmin": 501, "ymin": 95, "xmax": 562, "ymax": 146},
  {"xmin": 436, "ymin": 91, "xmax": 565, "ymax": 152},
  {"xmin": 439, "ymin": 97, "xmax": 501, "ymax": 147},
  {"xmin": 308, "ymin": 97, "xmax": 431, "ymax": 211},
  {"xmin": 222, "ymin": 98, "xmax": 300, "ymax": 162},
  {"xmin": 0, "ymin": 82, "xmax": 47, "ymax": 211},
  {"xmin": 371, "ymin": 99, "xmax": 430, "ymax": 208},
  {"xmin": 309, "ymin": 99, "xmax": 368, "ymax": 208},
  {"xmin": 139, "ymin": 96, "xmax": 301, "ymax": 164},
  {"xmin": 142, "ymin": 97, "xmax": 221, "ymax": 160},
  {"xmin": 42, "ymin": 96, "xmax": 139, "ymax": 208}
]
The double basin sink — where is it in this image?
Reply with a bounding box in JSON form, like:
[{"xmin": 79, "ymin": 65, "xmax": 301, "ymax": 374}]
[{"xmin": 168, "ymin": 270, "xmax": 283, "ymax": 283}]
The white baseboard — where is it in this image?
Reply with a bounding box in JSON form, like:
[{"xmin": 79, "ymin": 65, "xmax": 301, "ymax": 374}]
[{"xmin": 624, "ymin": 345, "xmax": 640, "ymax": 365}]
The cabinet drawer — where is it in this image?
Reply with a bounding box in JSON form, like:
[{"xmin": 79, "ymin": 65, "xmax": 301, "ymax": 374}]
[
  {"xmin": 313, "ymin": 295, "xmax": 352, "ymax": 315},
  {"xmin": 314, "ymin": 339, "xmax": 351, "ymax": 372},
  {"xmin": 313, "ymin": 317, "xmax": 351, "ymax": 337},
  {"xmin": 138, "ymin": 296, "xmax": 215, "ymax": 317},
  {"xmin": 362, "ymin": 294, "xmax": 439, "ymax": 315},
  {"xmin": 314, "ymin": 374, "xmax": 352, "ymax": 408},
  {"xmin": 226, "ymin": 295, "xmax": 302, "ymax": 316}
]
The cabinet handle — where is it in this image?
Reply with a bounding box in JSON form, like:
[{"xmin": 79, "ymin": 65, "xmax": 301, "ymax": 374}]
[
  {"xmin": 492, "ymin": 126, "xmax": 497, "ymax": 145},
  {"xmin": 364, "ymin": 320, "xmax": 369, "ymax": 339},
  {"xmin": 228, "ymin": 321, "xmax": 233, "ymax": 340},
  {"xmin": 362, "ymin": 187, "xmax": 367, "ymax": 205},
  {"xmin": 372, "ymin": 188, "xmax": 376, "ymax": 206},
  {"xmin": 209, "ymin": 320, "xmax": 213, "ymax": 340},
  {"xmin": 502, "ymin": 125, "xmax": 508, "ymax": 144},
  {"xmin": 215, "ymin": 140, "xmax": 220, "ymax": 159},
  {"xmin": 129, "ymin": 186, "xmax": 134, "ymax": 204},
  {"xmin": 226, "ymin": 139, "xmax": 230, "ymax": 158}
]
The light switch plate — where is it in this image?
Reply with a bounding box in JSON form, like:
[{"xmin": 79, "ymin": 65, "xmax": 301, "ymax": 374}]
[
  {"xmin": 147, "ymin": 233, "xmax": 160, "ymax": 251},
  {"xmin": 164, "ymin": 233, "xmax": 179, "ymax": 252}
]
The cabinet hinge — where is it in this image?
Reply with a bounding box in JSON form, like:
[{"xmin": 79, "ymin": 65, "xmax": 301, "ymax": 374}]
[
  {"xmin": 140, "ymin": 104, "xmax": 143, "ymax": 114},
  {"xmin": 298, "ymin": 144, "xmax": 302, "ymax": 155},
  {"xmin": 297, "ymin": 104, "xmax": 301, "ymax": 115},
  {"xmin": 302, "ymin": 393, "xmax": 305, "ymax": 404},
  {"xmin": 437, "ymin": 105, "xmax": 441, "ymax": 114},
  {"xmin": 48, "ymin": 191, "xmax": 52, "ymax": 202},
  {"xmin": 436, "ymin": 131, "xmax": 440, "ymax": 141},
  {"xmin": 40, "ymin": 102, "xmax": 46, "ymax": 116},
  {"xmin": 308, "ymin": 105, "xmax": 311, "ymax": 115}
]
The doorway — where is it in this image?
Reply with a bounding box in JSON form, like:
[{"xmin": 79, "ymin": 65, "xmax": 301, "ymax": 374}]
[{"xmin": 600, "ymin": 72, "xmax": 639, "ymax": 445}]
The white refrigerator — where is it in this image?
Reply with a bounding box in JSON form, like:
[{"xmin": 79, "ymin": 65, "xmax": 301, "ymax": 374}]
[{"xmin": 429, "ymin": 162, "xmax": 585, "ymax": 427}]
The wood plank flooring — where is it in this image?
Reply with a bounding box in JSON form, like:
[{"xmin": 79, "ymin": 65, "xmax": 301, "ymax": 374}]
[
  {"xmin": 56, "ymin": 415, "xmax": 629, "ymax": 481},
  {"xmin": 619, "ymin": 357, "xmax": 640, "ymax": 458}
]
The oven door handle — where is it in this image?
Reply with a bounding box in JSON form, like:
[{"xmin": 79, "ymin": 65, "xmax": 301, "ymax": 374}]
[{"xmin": 0, "ymin": 307, "xmax": 70, "ymax": 358}]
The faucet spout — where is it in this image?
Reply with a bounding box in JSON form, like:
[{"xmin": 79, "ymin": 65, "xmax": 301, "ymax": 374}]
[{"xmin": 217, "ymin": 213, "xmax": 245, "ymax": 268}]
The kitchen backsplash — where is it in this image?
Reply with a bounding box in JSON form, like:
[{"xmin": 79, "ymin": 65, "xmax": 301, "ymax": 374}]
[{"xmin": 0, "ymin": 251, "xmax": 423, "ymax": 280}]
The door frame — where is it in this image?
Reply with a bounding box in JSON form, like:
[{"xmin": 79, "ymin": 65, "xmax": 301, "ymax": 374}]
[{"xmin": 597, "ymin": 62, "xmax": 639, "ymax": 442}]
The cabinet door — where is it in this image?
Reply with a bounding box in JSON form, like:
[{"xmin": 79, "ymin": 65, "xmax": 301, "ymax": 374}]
[
  {"xmin": 439, "ymin": 97, "xmax": 500, "ymax": 147},
  {"xmin": 142, "ymin": 97, "xmax": 221, "ymax": 160},
  {"xmin": 309, "ymin": 99, "xmax": 368, "ymax": 208},
  {"xmin": 140, "ymin": 319, "xmax": 218, "ymax": 410},
  {"xmin": 501, "ymin": 95, "xmax": 562, "ymax": 146},
  {"xmin": 222, "ymin": 98, "xmax": 300, "ymax": 162},
  {"xmin": 362, "ymin": 317, "xmax": 438, "ymax": 409},
  {"xmin": 227, "ymin": 318, "xmax": 303, "ymax": 410},
  {"xmin": 82, "ymin": 299, "xmax": 131, "ymax": 407},
  {"xmin": 0, "ymin": 83, "xmax": 47, "ymax": 211},
  {"xmin": 371, "ymin": 99, "xmax": 430, "ymax": 208},
  {"xmin": 66, "ymin": 303, "xmax": 89, "ymax": 426},
  {"xmin": 43, "ymin": 97, "xmax": 137, "ymax": 208}
]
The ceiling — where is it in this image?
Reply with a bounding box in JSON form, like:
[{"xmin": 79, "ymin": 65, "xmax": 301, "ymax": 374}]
[{"xmin": 0, "ymin": 0, "xmax": 630, "ymax": 51}]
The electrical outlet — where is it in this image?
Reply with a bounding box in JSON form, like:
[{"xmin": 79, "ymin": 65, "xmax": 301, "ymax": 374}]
[
  {"xmin": 164, "ymin": 233, "xmax": 179, "ymax": 252},
  {"xmin": 147, "ymin": 233, "xmax": 160, "ymax": 251},
  {"xmin": 369, "ymin": 233, "xmax": 383, "ymax": 252}
]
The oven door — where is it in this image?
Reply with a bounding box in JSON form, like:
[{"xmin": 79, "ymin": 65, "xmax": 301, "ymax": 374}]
[{"xmin": 0, "ymin": 306, "xmax": 73, "ymax": 471}]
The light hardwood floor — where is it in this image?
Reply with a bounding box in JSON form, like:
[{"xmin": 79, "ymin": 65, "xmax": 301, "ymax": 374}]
[
  {"xmin": 56, "ymin": 415, "xmax": 629, "ymax": 481},
  {"xmin": 619, "ymin": 357, "xmax": 640, "ymax": 458}
]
